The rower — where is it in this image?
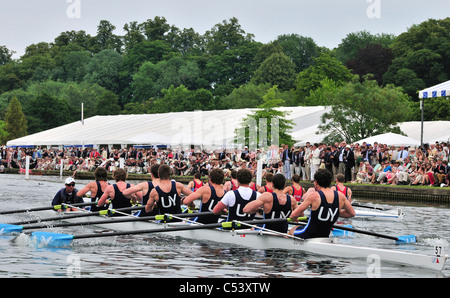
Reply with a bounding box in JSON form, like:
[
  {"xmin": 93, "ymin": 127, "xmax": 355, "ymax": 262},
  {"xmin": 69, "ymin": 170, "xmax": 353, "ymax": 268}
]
[
  {"xmin": 145, "ymin": 164, "xmax": 192, "ymax": 221},
  {"xmin": 123, "ymin": 164, "xmax": 160, "ymax": 217},
  {"xmin": 187, "ymin": 172, "xmax": 205, "ymax": 192},
  {"xmin": 182, "ymin": 168, "xmax": 226, "ymax": 224},
  {"xmin": 331, "ymin": 173, "xmax": 352, "ymax": 203},
  {"xmin": 244, "ymin": 173, "xmax": 297, "ymax": 233},
  {"xmin": 76, "ymin": 167, "xmax": 110, "ymax": 212},
  {"xmin": 224, "ymin": 170, "xmax": 239, "ymax": 191},
  {"xmin": 97, "ymin": 168, "xmax": 141, "ymax": 215},
  {"xmin": 51, "ymin": 177, "xmax": 84, "ymax": 211},
  {"xmin": 258, "ymin": 172, "xmax": 274, "ymax": 193},
  {"xmin": 283, "ymin": 174, "xmax": 305, "ymax": 203},
  {"xmin": 289, "ymin": 169, "xmax": 355, "ymax": 239},
  {"xmin": 213, "ymin": 168, "xmax": 259, "ymax": 228}
]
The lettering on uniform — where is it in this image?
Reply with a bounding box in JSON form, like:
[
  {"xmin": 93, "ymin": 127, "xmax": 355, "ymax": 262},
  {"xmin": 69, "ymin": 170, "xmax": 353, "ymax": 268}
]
[
  {"xmin": 270, "ymin": 211, "xmax": 291, "ymax": 219},
  {"xmin": 235, "ymin": 204, "xmax": 248, "ymax": 218},
  {"xmin": 206, "ymin": 200, "xmax": 215, "ymax": 212},
  {"xmin": 317, "ymin": 207, "xmax": 338, "ymax": 222},
  {"xmin": 161, "ymin": 194, "xmax": 177, "ymax": 208}
]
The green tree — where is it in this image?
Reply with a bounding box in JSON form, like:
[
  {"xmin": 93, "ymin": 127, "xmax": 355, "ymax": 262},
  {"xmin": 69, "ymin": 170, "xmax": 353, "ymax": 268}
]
[
  {"xmin": 25, "ymin": 92, "xmax": 71, "ymax": 134},
  {"xmin": 204, "ymin": 41, "xmax": 261, "ymax": 92},
  {"xmin": 141, "ymin": 16, "xmax": 171, "ymax": 41},
  {"xmin": 238, "ymin": 86, "xmax": 295, "ymax": 149},
  {"xmin": 295, "ymin": 53, "xmax": 353, "ymax": 103},
  {"xmin": 304, "ymin": 78, "xmax": 341, "ymax": 106},
  {"xmin": 150, "ymin": 85, "xmax": 214, "ymax": 113},
  {"xmin": 317, "ymin": 77, "xmax": 411, "ymax": 143},
  {"xmin": 53, "ymin": 30, "xmax": 93, "ymax": 51},
  {"xmin": 90, "ymin": 20, "xmax": 123, "ymax": 53},
  {"xmin": 219, "ymin": 83, "xmax": 272, "ymax": 109},
  {"xmin": 334, "ymin": 30, "xmax": 395, "ymax": 64},
  {"xmin": 0, "ymin": 46, "xmax": 14, "ymax": 66},
  {"xmin": 0, "ymin": 62, "xmax": 22, "ymax": 93},
  {"xmin": 346, "ymin": 43, "xmax": 394, "ymax": 85},
  {"xmin": 252, "ymin": 52, "xmax": 297, "ymax": 91},
  {"xmin": 384, "ymin": 18, "xmax": 450, "ymax": 101},
  {"xmin": 0, "ymin": 120, "xmax": 7, "ymax": 144},
  {"xmin": 276, "ymin": 34, "xmax": 321, "ymax": 72},
  {"xmin": 62, "ymin": 50, "xmax": 92, "ymax": 82},
  {"xmin": 95, "ymin": 90, "xmax": 121, "ymax": 115},
  {"xmin": 203, "ymin": 17, "xmax": 255, "ymax": 56},
  {"xmin": 3, "ymin": 96, "xmax": 27, "ymax": 142},
  {"xmin": 131, "ymin": 61, "xmax": 161, "ymax": 102},
  {"xmin": 84, "ymin": 49, "xmax": 124, "ymax": 93}
]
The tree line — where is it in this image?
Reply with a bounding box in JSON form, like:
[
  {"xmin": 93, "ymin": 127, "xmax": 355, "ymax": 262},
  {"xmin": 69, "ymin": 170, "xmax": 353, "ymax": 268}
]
[{"xmin": 0, "ymin": 16, "xmax": 449, "ymax": 144}]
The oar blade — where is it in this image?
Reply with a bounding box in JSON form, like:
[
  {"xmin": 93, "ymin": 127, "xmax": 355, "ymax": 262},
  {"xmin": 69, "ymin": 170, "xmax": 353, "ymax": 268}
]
[
  {"xmin": 30, "ymin": 231, "xmax": 74, "ymax": 247},
  {"xmin": 0, "ymin": 223, "xmax": 23, "ymax": 235},
  {"xmin": 396, "ymin": 234, "xmax": 416, "ymax": 244},
  {"xmin": 331, "ymin": 225, "xmax": 355, "ymax": 238}
]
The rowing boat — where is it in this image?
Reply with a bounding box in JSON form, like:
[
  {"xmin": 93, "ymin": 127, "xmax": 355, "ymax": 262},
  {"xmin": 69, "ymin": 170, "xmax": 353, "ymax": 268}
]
[
  {"xmin": 303, "ymin": 208, "xmax": 404, "ymax": 221},
  {"xmin": 24, "ymin": 208, "xmax": 447, "ymax": 271},
  {"xmin": 353, "ymin": 208, "xmax": 404, "ymax": 220}
]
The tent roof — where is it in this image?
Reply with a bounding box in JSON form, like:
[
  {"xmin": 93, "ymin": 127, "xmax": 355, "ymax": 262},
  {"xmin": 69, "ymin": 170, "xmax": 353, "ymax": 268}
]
[
  {"xmin": 354, "ymin": 132, "xmax": 420, "ymax": 147},
  {"xmin": 419, "ymin": 80, "xmax": 450, "ymax": 99},
  {"xmin": 6, "ymin": 106, "xmax": 329, "ymax": 148},
  {"xmin": 7, "ymin": 106, "xmax": 450, "ymax": 148}
]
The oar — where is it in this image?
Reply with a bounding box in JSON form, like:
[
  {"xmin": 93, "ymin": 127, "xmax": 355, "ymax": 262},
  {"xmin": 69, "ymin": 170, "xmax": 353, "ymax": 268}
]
[
  {"xmin": 0, "ymin": 202, "xmax": 98, "ymax": 215},
  {"xmin": 351, "ymin": 202, "xmax": 390, "ymax": 211},
  {"xmin": 292, "ymin": 221, "xmax": 416, "ymax": 244},
  {"xmin": 27, "ymin": 218, "xmax": 290, "ymax": 247},
  {"xmin": 6, "ymin": 206, "xmax": 145, "ymax": 226},
  {"xmin": 9, "ymin": 212, "xmax": 216, "ymax": 233}
]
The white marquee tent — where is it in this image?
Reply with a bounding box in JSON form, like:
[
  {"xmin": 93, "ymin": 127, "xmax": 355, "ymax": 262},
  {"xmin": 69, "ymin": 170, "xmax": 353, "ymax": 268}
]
[
  {"xmin": 354, "ymin": 132, "xmax": 421, "ymax": 147},
  {"xmin": 6, "ymin": 106, "xmax": 330, "ymax": 149},
  {"xmin": 6, "ymin": 106, "xmax": 450, "ymax": 149}
]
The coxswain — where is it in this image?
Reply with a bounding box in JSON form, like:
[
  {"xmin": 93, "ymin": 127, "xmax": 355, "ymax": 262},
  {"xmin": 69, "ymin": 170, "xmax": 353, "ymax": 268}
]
[
  {"xmin": 123, "ymin": 164, "xmax": 160, "ymax": 217},
  {"xmin": 97, "ymin": 168, "xmax": 141, "ymax": 215},
  {"xmin": 76, "ymin": 167, "xmax": 110, "ymax": 212},
  {"xmin": 145, "ymin": 164, "xmax": 193, "ymax": 221},
  {"xmin": 288, "ymin": 169, "xmax": 355, "ymax": 239},
  {"xmin": 213, "ymin": 168, "xmax": 259, "ymax": 228},
  {"xmin": 51, "ymin": 177, "xmax": 84, "ymax": 211},
  {"xmin": 182, "ymin": 168, "xmax": 226, "ymax": 224},
  {"xmin": 244, "ymin": 173, "xmax": 297, "ymax": 233}
]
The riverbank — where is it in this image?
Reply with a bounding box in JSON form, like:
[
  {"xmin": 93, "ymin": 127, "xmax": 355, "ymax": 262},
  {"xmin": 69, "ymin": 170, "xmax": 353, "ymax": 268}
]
[{"xmin": 4, "ymin": 168, "xmax": 450, "ymax": 206}]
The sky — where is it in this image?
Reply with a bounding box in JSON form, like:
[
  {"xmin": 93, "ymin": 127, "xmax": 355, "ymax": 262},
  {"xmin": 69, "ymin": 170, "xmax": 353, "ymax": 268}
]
[{"xmin": 1, "ymin": 0, "xmax": 449, "ymax": 58}]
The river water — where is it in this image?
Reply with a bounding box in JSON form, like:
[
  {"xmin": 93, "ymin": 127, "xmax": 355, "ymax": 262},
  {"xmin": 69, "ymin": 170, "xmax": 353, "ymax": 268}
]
[{"xmin": 0, "ymin": 173, "xmax": 449, "ymax": 280}]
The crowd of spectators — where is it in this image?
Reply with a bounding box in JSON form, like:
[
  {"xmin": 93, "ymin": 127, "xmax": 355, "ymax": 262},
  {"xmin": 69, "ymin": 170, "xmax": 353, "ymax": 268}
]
[{"xmin": 1, "ymin": 140, "xmax": 449, "ymax": 187}]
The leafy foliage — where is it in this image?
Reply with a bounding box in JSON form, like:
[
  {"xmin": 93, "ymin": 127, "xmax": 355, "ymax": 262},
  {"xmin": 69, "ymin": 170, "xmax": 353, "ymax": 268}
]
[{"xmin": 317, "ymin": 77, "xmax": 411, "ymax": 143}]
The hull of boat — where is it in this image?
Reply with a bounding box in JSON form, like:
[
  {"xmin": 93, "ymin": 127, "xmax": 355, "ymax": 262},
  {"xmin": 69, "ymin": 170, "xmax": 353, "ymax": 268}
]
[{"xmin": 40, "ymin": 210, "xmax": 447, "ymax": 271}]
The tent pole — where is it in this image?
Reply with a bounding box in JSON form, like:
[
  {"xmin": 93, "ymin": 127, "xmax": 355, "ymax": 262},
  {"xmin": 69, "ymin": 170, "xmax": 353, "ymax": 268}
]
[{"xmin": 420, "ymin": 99, "xmax": 424, "ymax": 147}]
